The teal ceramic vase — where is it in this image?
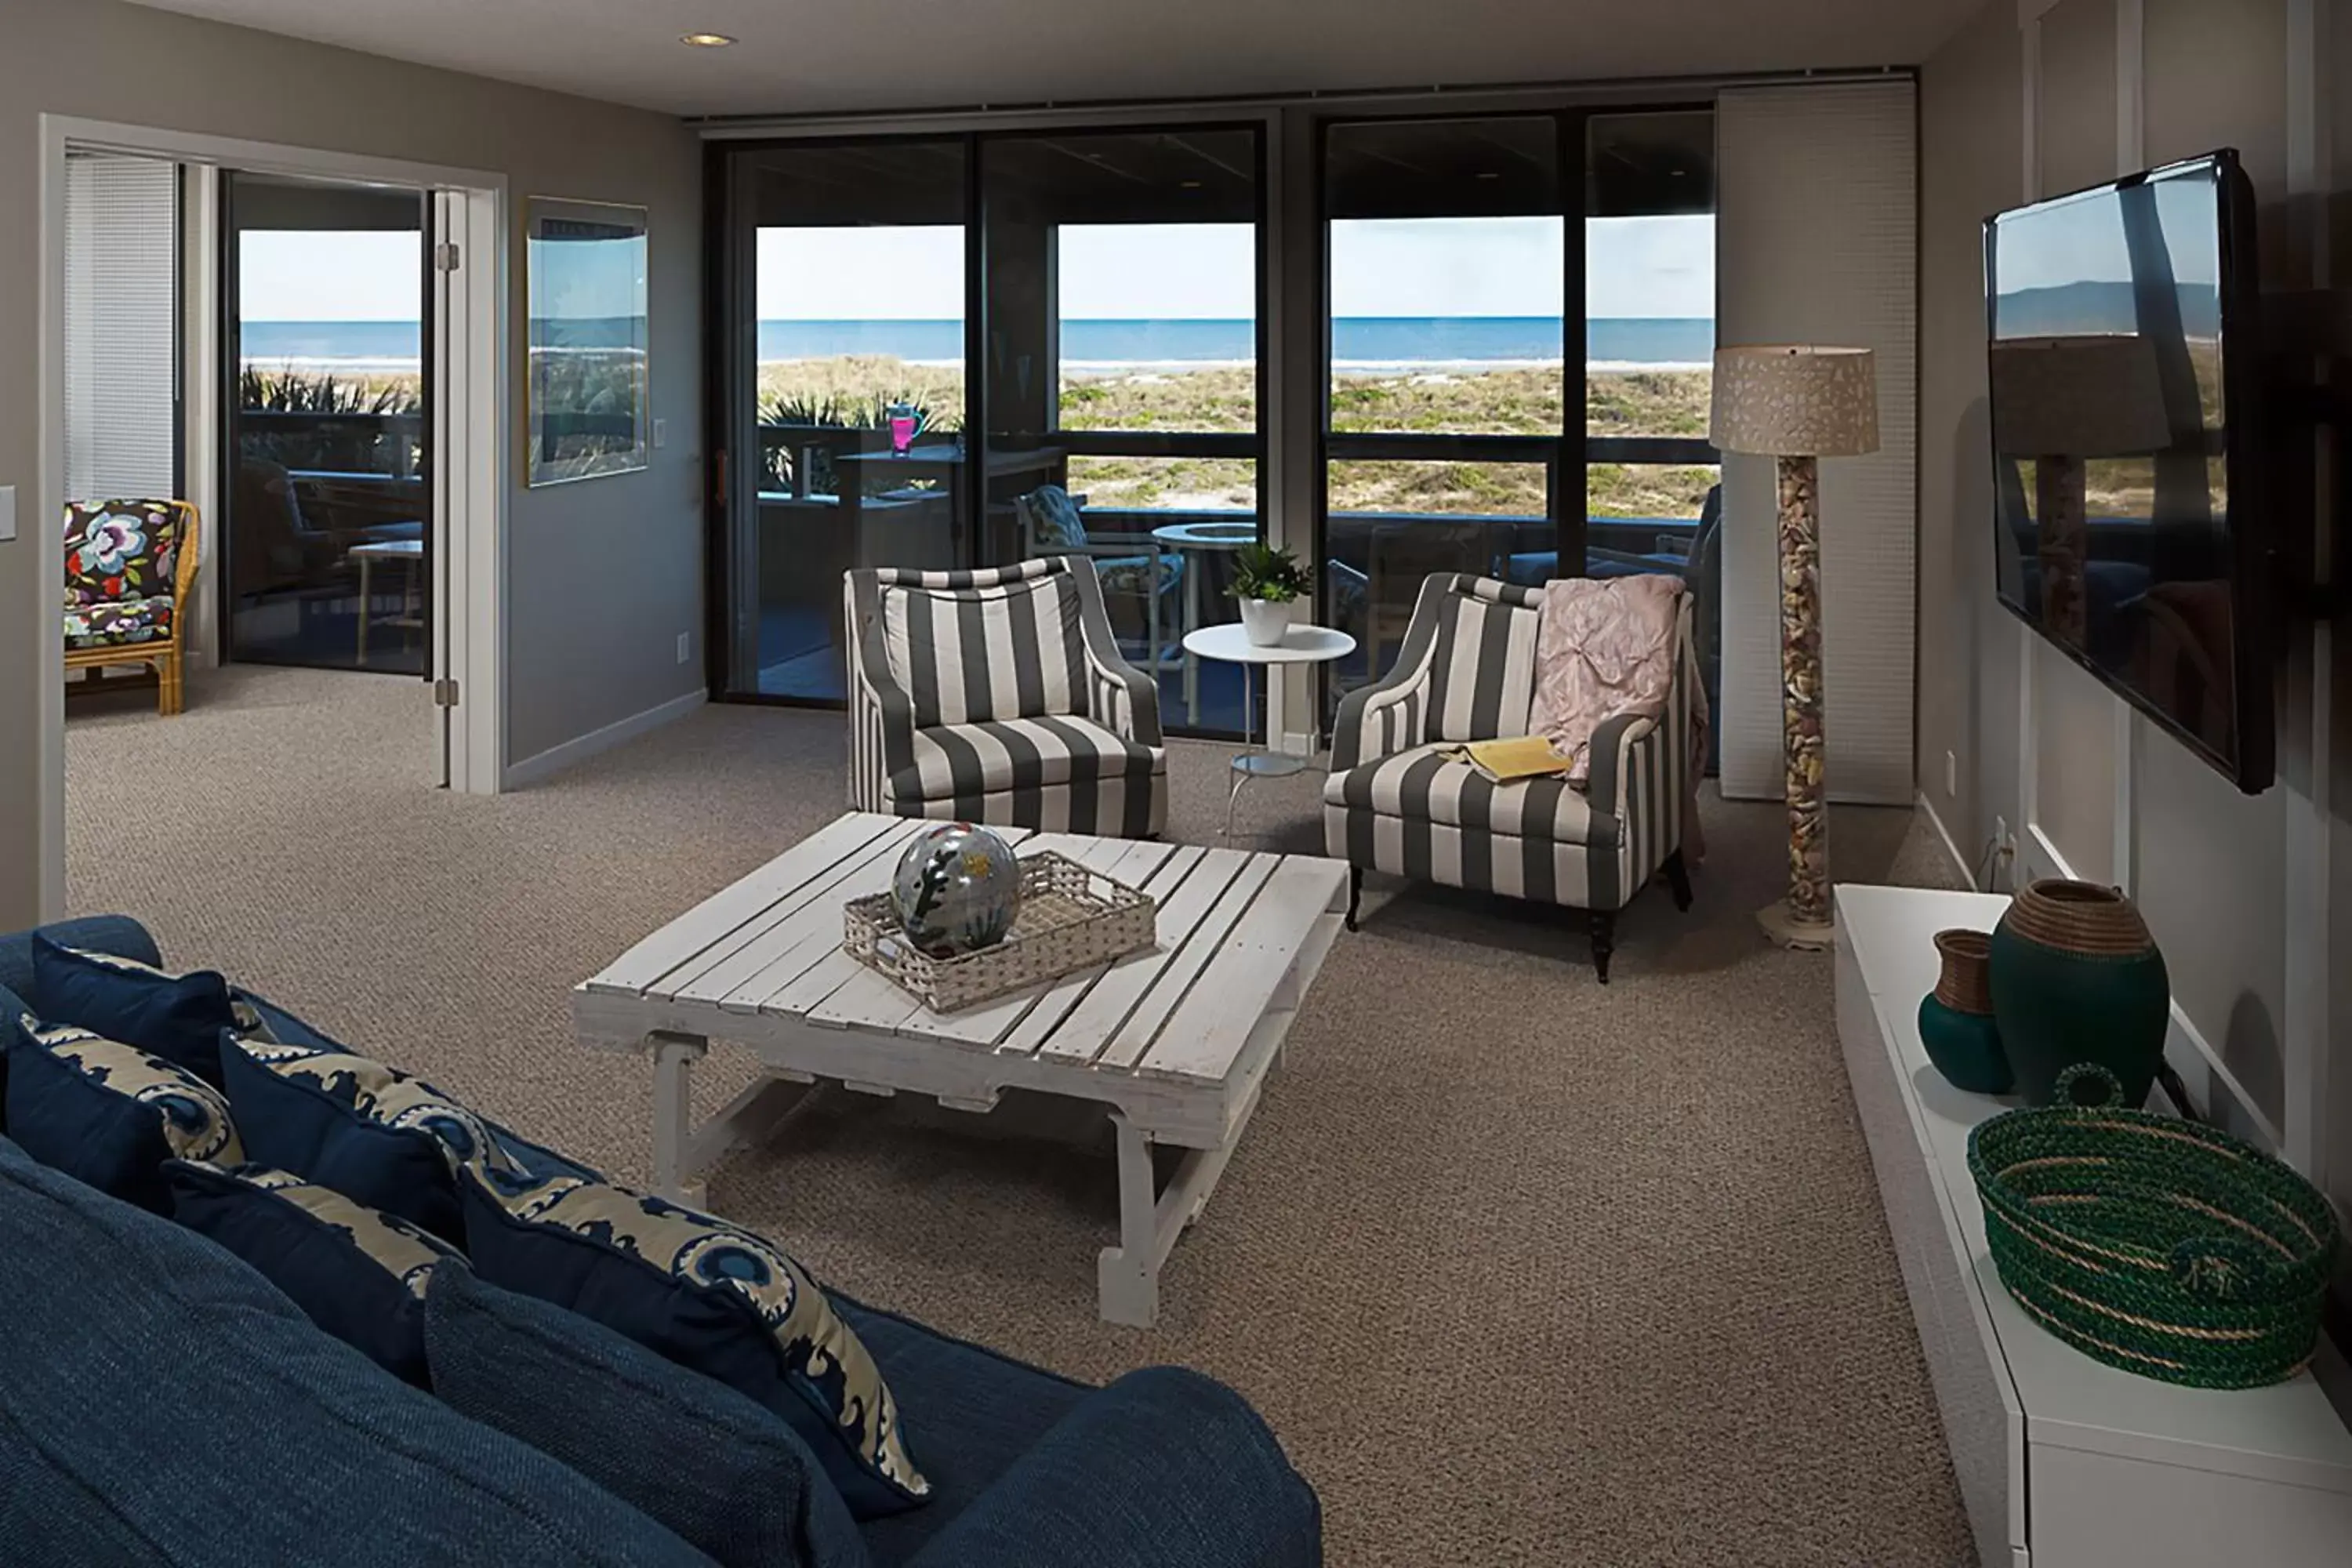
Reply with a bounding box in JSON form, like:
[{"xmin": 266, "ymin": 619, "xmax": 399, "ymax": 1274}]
[
  {"xmin": 1987, "ymin": 879, "xmax": 2169, "ymax": 1109},
  {"xmin": 1918, "ymin": 928, "xmax": 2012, "ymax": 1094}
]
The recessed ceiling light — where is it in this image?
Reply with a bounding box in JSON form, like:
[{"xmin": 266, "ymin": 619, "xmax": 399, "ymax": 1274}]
[
  {"xmin": 1180, "ymin": 180, "xmax": 1203, "ymax": 190},
  {"xmin": 681, "ymin": 31, "xmax": 736, "ymax": 48},
  {"xmin": 1475, "ymin": 171, "xmax": 1501, "ymax": 181}
]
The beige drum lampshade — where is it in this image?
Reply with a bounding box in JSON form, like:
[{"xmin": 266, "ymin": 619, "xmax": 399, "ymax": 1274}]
[
  {"xmin": 1711, "ymin": 345, "xmax": 1881, "ymax": 458},
  {"xmin": 1987, "ymin": 334, "xmax": 2170, "ymax": 458}
]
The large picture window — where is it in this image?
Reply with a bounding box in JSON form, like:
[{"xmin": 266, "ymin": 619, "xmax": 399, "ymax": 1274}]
[{"xmin": 709, "ymin": 106, "xmax": 1713, "ymax": 748}]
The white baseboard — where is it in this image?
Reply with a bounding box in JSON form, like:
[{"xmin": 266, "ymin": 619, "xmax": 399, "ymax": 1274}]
[
  {"xmin": 503, "ymin": 688, "xmax": 705, "ymax": 790},
  {"xmin": 1915, "ymin": 790, "xmax": 1976, "ymax": 891},
  {"xmin": 1278, "ymin": 729, "xmax": 1316, "ymax": 759}
]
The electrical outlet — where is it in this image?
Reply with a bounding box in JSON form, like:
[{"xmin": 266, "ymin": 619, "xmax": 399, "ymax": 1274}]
[
  {"xmin": 676, "ymin": 631, "xmax": 691, "ymax": 665},
  {"xmin": 1944, "ymin": 750, "xmax": 1958, "ymax": 797},
  {"xmin": 653, "ymin": 418, "xmax": 669, "ymax": 449}
]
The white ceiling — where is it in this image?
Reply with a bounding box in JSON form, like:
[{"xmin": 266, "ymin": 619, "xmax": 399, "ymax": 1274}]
[{"xmin": 126, "ymin": 0, "xmax": 1980, "ymax": 118}]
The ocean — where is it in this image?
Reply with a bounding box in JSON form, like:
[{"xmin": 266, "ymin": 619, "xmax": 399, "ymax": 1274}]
[{"xmin": 245, "ymin": 317, "xmax": 1714, "ymax": 372}]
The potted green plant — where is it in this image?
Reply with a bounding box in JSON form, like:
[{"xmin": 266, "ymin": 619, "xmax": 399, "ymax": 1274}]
[{"xmin": 1228, "ymin": 542, "xmax": 1312, "ymax": 647}]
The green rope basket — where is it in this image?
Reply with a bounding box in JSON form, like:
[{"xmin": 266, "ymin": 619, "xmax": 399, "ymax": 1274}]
[{"xmin": 1968, "ymin": 1064, "xmax": 2342, "ymax": 1389}]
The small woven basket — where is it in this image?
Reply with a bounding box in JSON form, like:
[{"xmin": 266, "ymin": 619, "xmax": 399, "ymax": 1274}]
[
  {"xmin": 1969, "ymin": 1064, "xmax": 2341, "ymax": 1389},
  {"xmin": 844, "ymin": 851, "xmax": 1156, "ymax": 1013}
]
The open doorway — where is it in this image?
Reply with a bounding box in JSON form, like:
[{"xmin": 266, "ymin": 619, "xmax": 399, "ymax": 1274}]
[{"xmin": 37, "ymin": 117, "xmax": 507, "ymax": 920}]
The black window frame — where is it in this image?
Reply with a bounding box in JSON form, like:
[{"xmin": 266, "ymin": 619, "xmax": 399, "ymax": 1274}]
[
  {"xmin": 1309, "ymin": 102, "xmax": 1720, "ymax": 628},
  {"xmin": 703, "ymin": 121, "xmax": 1272, "ymax": 740}
]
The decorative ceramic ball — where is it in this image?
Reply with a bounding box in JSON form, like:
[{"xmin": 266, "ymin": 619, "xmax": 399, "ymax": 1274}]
[{"xmin": 891, "ymin": 822, "xmax": 1023, "ymax": 958}]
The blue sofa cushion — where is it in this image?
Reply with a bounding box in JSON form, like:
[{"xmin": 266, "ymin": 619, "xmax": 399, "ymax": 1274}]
[
  {"xmin": 0, "ymin": 1135, "xmax": 717, "ymax": 1566},
  {"xmin": 31, "ymin": 934, "xmax": 248, "ymax": 1086},
  {"xmin": 460, "ymin": 1167, "xmax": 930, "ymax": 1519},
  {"xmin": 167, "ymin": 1160, "xmax": 464, "ymax": 1385},
  {"xmin": 223, "ymin": 1030, "xmax": 520, "ymax": 1243},
  {"xmin": 837, "ymin": 1301, "xmax": 1321, "ymax": 1568},
  {"xmin": 6, "ymin": 1017, "xmax": 244, "ymax": 1212},
  {"xmin": 425, "ymin": 1267, "xmax": 871, "ymax": 1568}
]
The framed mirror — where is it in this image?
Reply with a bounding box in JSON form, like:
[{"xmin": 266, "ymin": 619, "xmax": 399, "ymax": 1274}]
[{"xmin": 524, "ymin": 198, "xmax": 648, "ymax": 486}]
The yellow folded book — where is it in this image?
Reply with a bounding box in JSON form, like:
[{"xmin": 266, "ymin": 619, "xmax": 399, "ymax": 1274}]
[{"xmin": 1441, "ymin": 735, "xmax": 1573, "ymax": 784}]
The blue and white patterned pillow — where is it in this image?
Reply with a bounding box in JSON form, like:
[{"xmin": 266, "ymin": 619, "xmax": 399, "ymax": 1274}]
[
  {"xmin": 222, "ymin": 1033, "xmax": 519, "ymax": 1244},
  {"xmin": 31, "ymin": 936, "xmax": 255, "ymax": 1086},
  {"xmin": 6, "ymin": 1015, "xmax": 243, "ymax": 1212},
  {"xmin": 167, "ymin": 1160, "xmax": 464, "ymax": 1385},
  {"xmin": 1025, "ymin": 485, "xmax": 1089, "ymax": 548},
  {"xmin": 460, "ymin": 1167, "xmax": 929, "ymax": 1519}
]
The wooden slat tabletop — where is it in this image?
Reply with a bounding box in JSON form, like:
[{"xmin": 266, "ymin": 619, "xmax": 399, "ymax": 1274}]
[{"xmin": 577, "ymin": 812, "xmax": 1348, "ymax": 1088}]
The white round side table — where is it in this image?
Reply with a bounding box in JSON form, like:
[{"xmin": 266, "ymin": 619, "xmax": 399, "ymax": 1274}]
[
  {"xmin": 1151, "ymin": 521, "xmax": 1258, "ymax": 724},
  {"xmin": 1181, "ymin": 622, "xmax": 1358, "ymax": 834}
]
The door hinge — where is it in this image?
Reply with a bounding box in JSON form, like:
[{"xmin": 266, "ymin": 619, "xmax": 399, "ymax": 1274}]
[
  {"xmin": 434, "ymin": 677, "xmax": 460, "ymax": 707},
  {"xmin": 434, "ymin": 242, "xmax": 461, "ymax": 273}
]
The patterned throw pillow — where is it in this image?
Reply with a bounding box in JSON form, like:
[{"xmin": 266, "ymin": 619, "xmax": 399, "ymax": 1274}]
[
  {"xmin": 31, "ymin": 935, "xmax": 251, "ymax": 1086},
  {"xmin": 1025, "ymin": 485, "xmax": 1089, "ymax": 549},
  {"xmin": 6, "ymin": 1016, "xmax": 242, "ymax": 1212},
  {"xmin": 222, "ymin": 1034, "xmax": 519, "ymax": 1244},
  {"xmin": 167, "ymin": 1161, "xmax": 465, "ymax": 1386},
  {"xmin": 62, "ymin": 499, "xmax": 183, "ymax": 607},
  {"xmin": 459, "ymin": 1167, "xmax": 930, "ymax": 1519}
]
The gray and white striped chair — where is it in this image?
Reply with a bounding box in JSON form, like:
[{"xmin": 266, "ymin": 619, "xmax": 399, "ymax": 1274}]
[
  {"xmin": 1323, "ymin": 572, "xmax": 1697, "ymax": 982},
  {"xmin": 844, "ymin": 556, "xmax": 1167, "ymax": 837}
]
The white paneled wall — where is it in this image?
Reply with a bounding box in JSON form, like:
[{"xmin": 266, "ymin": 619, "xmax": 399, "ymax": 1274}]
[
  {"xmin": 1716, "ymin": 82, "xmax": 1920, "ymax": 806},
  {"xmin": 64, "ymin": 153, "xmax": 179, "ymax": 506}
]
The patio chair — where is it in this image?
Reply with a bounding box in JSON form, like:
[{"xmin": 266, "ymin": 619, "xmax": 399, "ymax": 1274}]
[
  {"xmin": 62, "ymin": 499, "xmax": 201, "ymax": 717},
  {"xmin": 1016, "ymin": 486, "xmax": 1182, "ymax": 672}
]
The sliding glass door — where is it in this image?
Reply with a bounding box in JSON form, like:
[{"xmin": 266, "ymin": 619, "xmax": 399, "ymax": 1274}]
[
  {"xmin": 717, "ymin": 140, "xmax": 969, "ymax": 702},
  {"xmin": 221, "ymin": 172, "xmax": 431, "ymax": 673},
  {"xmin": 713, "ymin": 127, "xmax": 1266, "ymax": 735},
  {"xmin": 977, "ymin": 128, "xmax": 1264, "ymax": 733}
]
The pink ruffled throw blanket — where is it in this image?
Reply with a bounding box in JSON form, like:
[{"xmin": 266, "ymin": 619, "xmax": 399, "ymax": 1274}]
[{"xmin": 1527, "ymin": 575, "xmax": 1709, "ymax": 860}]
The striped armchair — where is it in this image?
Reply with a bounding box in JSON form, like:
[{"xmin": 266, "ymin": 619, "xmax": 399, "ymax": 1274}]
[
  {"xmin": 844, "ymin": 557, "xmax": 1167, "ymax": 838},
  {"xmin": 1323, "ymin": 573, "xmax": 1697, "ymax": 982}
]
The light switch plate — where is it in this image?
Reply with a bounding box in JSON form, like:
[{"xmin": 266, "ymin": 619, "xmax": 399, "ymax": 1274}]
[{"xmin": 0, "ymin": 485, "xmax": 16, "ymax": 543}]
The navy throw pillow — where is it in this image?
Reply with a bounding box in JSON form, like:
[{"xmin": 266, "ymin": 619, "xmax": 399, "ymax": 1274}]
[
  {"xmin": 221, "ymin": 1033, "xmax": 521, "ymax": 1243},
  {"xmin": 460, "ymin": 1167, "xmax": 930, "ymax": 1519},
  {"xmin": 425, "ymin": 1268, "xmax": 869, "ymax": 1568},
  {"xmin": 168, "ymin": 1160, "xmax": 464, "ymax": 1386},
  {"xmin": 31, "ymin": 936, "xmax": 248, "ymax": 1086},
  {"xmin": 5, "ymin": 1016, "xmax": 243, "ymax": 1212}
]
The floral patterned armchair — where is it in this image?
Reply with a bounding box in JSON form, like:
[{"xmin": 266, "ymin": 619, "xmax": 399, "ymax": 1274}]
[{"xmin": 63, "ymin": 499, "xmax": 201, "ymax": 716}]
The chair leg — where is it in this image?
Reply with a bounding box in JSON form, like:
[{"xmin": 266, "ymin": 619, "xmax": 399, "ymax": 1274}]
[
  {"xmin": 157, "ymin": 655, "xmax": 180, "ymax": 717},
  {"xmin": 1663, "ymin": 849, "xmax": 1693, "ymax": 913},
  {"xmin": 1589, "ymin": 909, "xmax": 1617, "ymax": 985},
  {"xmin": 1345, "ymin": 866, "xmax": 1363, "ymax": 932}
]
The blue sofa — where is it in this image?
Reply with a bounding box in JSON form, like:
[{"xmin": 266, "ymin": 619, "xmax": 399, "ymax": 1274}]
[{"xmin": 0, "ymin": 917, "xmax": 1321, "ymax": 1568}]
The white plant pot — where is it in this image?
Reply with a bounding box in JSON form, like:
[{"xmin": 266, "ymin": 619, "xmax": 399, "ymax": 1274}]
[{"xmin": 1238, "ymin": 597, "xmax": 1294, "ymax": 648}]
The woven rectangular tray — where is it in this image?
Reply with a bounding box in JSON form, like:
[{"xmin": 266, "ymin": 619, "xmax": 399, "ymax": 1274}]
[{"xmin": 843, "ymin": 851, "xmax": 1159, "ymax": 1012}]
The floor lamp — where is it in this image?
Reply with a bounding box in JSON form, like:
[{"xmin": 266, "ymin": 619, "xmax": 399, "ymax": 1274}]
[
  {"xmin": 1988, "ymin": 335, "xmax": 2169, "ymax": 652},
  {"xmin": 1711, "ymin": 346, "xmax": 1880, "ymax": 952}
]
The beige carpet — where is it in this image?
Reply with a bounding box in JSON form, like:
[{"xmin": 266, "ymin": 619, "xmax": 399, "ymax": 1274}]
[{"xmin": 66, "ymin": 666, "xmax": 1978, "ymax": 1567}]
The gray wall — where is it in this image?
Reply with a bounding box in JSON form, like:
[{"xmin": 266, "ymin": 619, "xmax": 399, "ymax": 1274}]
[
  {"xmin": 1918, "ymin": 0, "xmax": 2349, "ymax": 1241},
  {"xmin": 0, "ymin": 0, "xmax": 705, "ymax": 927}
]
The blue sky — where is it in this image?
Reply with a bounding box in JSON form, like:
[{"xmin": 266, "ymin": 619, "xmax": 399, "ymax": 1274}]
[
  {"xmin": 753, "ymin": 214, "xmax": 1715, "ymax": 320},
  {"xmin": 1993, "ymin": 171, "xmax": 2221, "ymax": 292},
  {"xmin": 237, "ymin": 215, "xmax": 1716, "ymax": 323}
]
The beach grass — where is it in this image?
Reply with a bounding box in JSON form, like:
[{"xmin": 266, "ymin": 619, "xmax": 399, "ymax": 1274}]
[{"xmin": 753, "ymin": 358, "xmax": 1720, "ymax": 518}]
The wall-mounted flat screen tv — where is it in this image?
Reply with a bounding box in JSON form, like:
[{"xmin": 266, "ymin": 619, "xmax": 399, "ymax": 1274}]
[{"xmin": 1984, "ymin": 149, "xmax": 2275, "ymax": 793}]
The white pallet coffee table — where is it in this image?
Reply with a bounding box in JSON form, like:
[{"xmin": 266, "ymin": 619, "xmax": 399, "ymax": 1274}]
[{"xmin": 572, "ymin": 812, "xmax": 1351, "ymax": 1327}]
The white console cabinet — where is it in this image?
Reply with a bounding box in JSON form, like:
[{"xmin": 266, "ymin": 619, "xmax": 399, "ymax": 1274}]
[{"xmin": 1834, "ymin": 884, "xmax": 2352, "ymax": 1568}]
